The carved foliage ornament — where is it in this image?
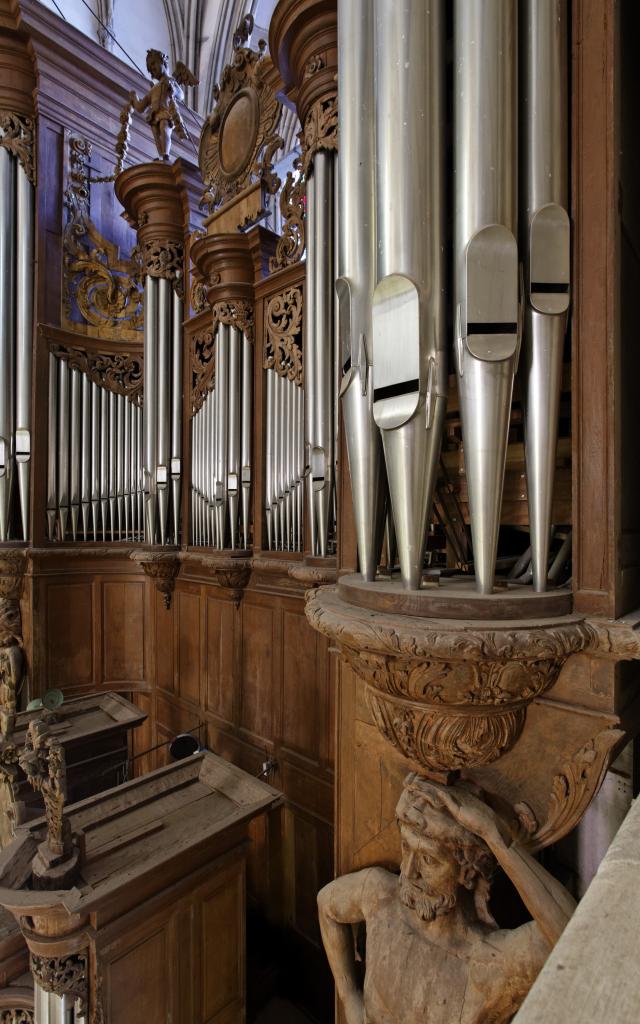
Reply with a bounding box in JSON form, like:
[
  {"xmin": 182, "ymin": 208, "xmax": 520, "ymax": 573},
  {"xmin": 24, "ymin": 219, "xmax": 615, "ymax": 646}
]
[
  {"xmin": 269, "ymin": 165, "xmax": 306, "ymax": 273},
  {"xmin": 141, "ymin": 238, "xmax": 184, "ymax": 291},
  {"xmin": 0, "ymin": 1012, "xmax": 34, "ymax": 1023},
  {"xmin": 0, "ymin": 111, "xmax": 35, "ymax": 185},
  {"xmin": 63, "ymin": 137, "xmax": 144, "ymax": 341},
  {"xmin": 30, "ymin": 952, "xmax": 87, "ymax": 1009},
  {"xmin": 191, "ymin": 330, "xmax": 215, "ymax": 415},
  {"xmin": 199, "ymin": 23, "xmax": 283, "ymax": 212},
  {"xmin": 51, "ymin": 345, "xmax": 143, "ymax": 407},
  {"xmin": 300, "ymin": 94, "xmax": 338, "ymax": 176},
  {"xmin": 212, "ymin": 300, "xmax": 254, "ymax": 345},
  {"xmin": 264, "ymin": 287, "xmax": 303, "ymax": 385}
]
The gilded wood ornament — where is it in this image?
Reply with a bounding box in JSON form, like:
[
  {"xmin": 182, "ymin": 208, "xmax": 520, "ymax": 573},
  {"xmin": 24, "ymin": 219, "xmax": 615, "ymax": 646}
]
[
  {"xmin": 269, "ymin": 165, "xmax": 306, "ymax": 273},
  {"xmin": 199, "ymin": 17, "xmax": 283, "ymax": 215},
  {"xmin": 190, "ymin": 330, "xmax": 215, "ymax": 416},
  {"xmin": 63, "ymin": 137, "xmax": 143, "ymax": 342},
  {"xmin": 264, "ymin": 287, "xmax": 303, "ymax": 385},
  {"xmin": 300, "ymin": 93, "xmax": 337, "ymax": 176},
  {"xmin": 212, "ymin": 300, "xmax": 254, "ymax": 345},
  {"xmin": 0, "ymin": 111, "xmax": 35, "ymax": 185},
  {"xmin": 50, "ymin": 345, "xmax": 143, "ymax": 407}
]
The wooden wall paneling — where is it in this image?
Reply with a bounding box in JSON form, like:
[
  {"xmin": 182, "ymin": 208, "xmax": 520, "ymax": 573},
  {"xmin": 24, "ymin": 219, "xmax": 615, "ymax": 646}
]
[
  {"xmin": 200, "ymin": 863, "xmax": 245, "ymax": 1022},
  {"xmin": 240, "ymin": 593, "xmax": 281, "ymax": 745},
  {"xmin": 205, "ymin": 591, "xmax": 236, "ymax": 725},
  {"xmin": 131, "ymin": 692, "xmax": 154, "ymax": 778},
  {"xmin": 176, "ymin": 583, "xmax": 202, "ymax": 706},
  {"xmin": 102, "ymin": 580, "xmax": 145, "ymax": 686},
  {"xmin": 45, "ymin": 578, "xmax": 95, "ymax": 691},
  {"xmin": 281, "ymin": 601, "xmax": 329, "ymax": 762}
]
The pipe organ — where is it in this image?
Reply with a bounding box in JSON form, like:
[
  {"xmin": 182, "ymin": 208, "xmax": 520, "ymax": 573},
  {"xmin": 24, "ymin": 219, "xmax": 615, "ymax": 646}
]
[
  {"xmin": 0, "ymin": 129, "xmax": 34, "ymax": 544},
  {"xmin": 46, "ymin": 350, "xmax": 144, "ymax": 542}
]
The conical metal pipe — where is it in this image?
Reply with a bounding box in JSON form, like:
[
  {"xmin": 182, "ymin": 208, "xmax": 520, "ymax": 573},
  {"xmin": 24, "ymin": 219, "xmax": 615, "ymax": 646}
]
[
  {"xmin": 215, "ymin": 323, "xmax": 229, "ymax": 549},
  {"xmin": 156, "ymin": 277, "xmax": 171, "ymax": 546},
  {"xmin": 372, "ymin": 0, "xmax": 447, "ymax": 591},
  {"xmin": 170, "ymin": 289, "xmax": 182, "ymax": 546},
  {"xmin": 304, "ymin": 171, "xmax": 317, "ymax": 556},
  {"xmin": 521, "ymin": 0, "xmax": 570, "ymax": 591},
  {"xmin": 337, "ymin": 0, "xmax": 386, "ymax": 582},
  {"xmin": 227, "ymin": 324, "xmax": 241, "ymax": 549},
  {"xmin": 143, "ymin": 275, "xmax": 159, "ymax": 544},
  {"xmin": 454, "ymin": 0, "xmax": 520, "ymax": 594},
  {"xmin": 0, "ymin": 148, "xmax": 15, "ymax": 542},
  {"xmin": 15, "ymin": 164, "xmax": 33, "ymax": 542},
  {"xmin": 46, "ymin": 353, "xmax": 58, "ymax": 541},
  {"xmin": 240, "ymin": 332, "xmax": 252, "ymax": 550}
]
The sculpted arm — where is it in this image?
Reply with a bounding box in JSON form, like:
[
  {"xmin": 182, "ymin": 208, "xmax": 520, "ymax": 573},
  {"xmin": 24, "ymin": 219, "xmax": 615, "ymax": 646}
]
[
  {"xmin": 438, "ymin": 788, "xmax": 577, "ymax": 948},
  {"xmin": 318, "ymin": 867, "xmax": 387, "ymax": 1024}
]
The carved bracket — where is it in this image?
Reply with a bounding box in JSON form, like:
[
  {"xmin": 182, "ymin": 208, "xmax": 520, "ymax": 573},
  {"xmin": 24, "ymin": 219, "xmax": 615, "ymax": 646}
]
[
  {"xmin": 182, "ymin": 553, "xmax": 251, "ymax": 607},
  {"xmin": 212, "ymin": 300, "xmax": 254, "ymax": 345},
  {"xmin": 50, "ymin": 345, "xmax": 143, "ymax": 406},
  {"xmin": 141, "ymin": 239, "xmax": 184, "ymax": 294},
  {"xmin": 0, "ymin": 111, "xmax": 35, "ymax": 185},
  {"xmin": 30, "ymin": 952, "xmax": 87, "ymax": 1011},
  {"xmin": 269, "ymin": 166, "xmax": 306, "ymax": 273},
  {"xmin": 264, "ymin": 287, "xmax": 303, "ymax": 385},
  {"xmin": 131, "ymin": 551, "xmax": 180, "ymax": 609},
  {"xmin": 190, "ymin": 330, "xmax": 215, "ymax": 415},
  {"xmin": 300, "ymin": 93, "xmax": 337, "ymax": 176}
]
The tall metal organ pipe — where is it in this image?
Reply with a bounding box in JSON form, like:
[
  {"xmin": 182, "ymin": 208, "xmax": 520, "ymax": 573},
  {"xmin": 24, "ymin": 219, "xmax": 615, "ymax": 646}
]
[
  {"xmin": 0, "ymin": 147, "xmax": 34, "ymax": 543},
  {"xmin": 454, "ymin": 0, "xmax": 520, "ymax": 594},
  {"xmin": 521, "ymin": 0, "xmax": 570, "ymax": 591},
  {"xmin": 372, "ymin": 0, "xmax": 447, "ymax": 591},
  {"xmin": 336, "ymin": 0, "xmax": 387, "ymax": 582}
]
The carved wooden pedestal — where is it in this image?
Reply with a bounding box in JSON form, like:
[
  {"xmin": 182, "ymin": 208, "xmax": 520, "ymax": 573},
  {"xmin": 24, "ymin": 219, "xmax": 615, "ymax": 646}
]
[{"xmin": 0, "ymin": 752, "xmax": 281, "ymax": 1024}]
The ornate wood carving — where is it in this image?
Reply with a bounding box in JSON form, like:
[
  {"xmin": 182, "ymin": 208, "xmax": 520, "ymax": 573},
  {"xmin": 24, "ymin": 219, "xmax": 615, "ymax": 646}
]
[
  {"xmin": 186, "ymin": 554, "xmax": 252, "ymax": 607},
  {"xmin": 0, "ymin": 1012, "xmax": 33, "ymax": 1024},
  {"xmin": 288, "ymin": 562, "xmax": 337, "ymax": 588},
  {"xmin": 269, "ymin": 166, "xmax": 306, "ymax": 272},
  {"xmin": 264, "ymin": 287, "xmax": 303, "ymax": 385},
  {"xmin": 140, "ymin": 238, "xmax": 184, "ymax": 287},
  {"xmin": 30, "ymin": 952, "xmax": 87, "ymax": 1010},
  {"xmin": 300, "ymin": 92, "xmax": 338, "ymax": 175},
  {"xmin": 212, "ymin": 300, "xmax": 254, "ymax": 345},
  {"xmin": 190, "ymin": 278, "xmax": 211, "ymax": 314},
  {"xmin": 190, "ymin": 330, "xmax": 215, "ymax": 416},
  {"xmin": 19, "ymin": 721, "xmax": 72, "ymax": 866},
  {"xmin": 0, "ymin": 111, "xmax": 35, "ymax": 185},
  {"xmin": 199, "ymin": 20, "xmax": 283, "ymax": 215},
  {"xmin": 63, "ymin": 137, "xmax": 143, "ymax": 342},
  {"xmin": 50, "ymin": 345, "xmax": 143, "ymax": 407},
  {"xmin": 131, "ymin": 551, "xmax": 180, "ymax": 609},
  {"xmin": 0, "ymin": 552, "xmax": 26, "ymax": 739}
]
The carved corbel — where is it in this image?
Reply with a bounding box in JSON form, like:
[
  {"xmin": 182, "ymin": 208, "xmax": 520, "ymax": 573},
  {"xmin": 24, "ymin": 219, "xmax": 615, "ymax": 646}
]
[
  {"xmin": 30, "ymin": 952, "xmax": 87, "ymax": 1012},
  {"xmin": 131, "ymin": 550, "xmax": 180, "ymax": 609},
  {"xmin": 269, "ymin": 166, "xmax": 306, "ymax": 273},
  {"xmin": 0, "ymin": 112, "xmax": 35, "ymax": 185},
  {"xmin": 182, "ymin": 553, "xmax": 251, "ymax": 607},
  {"xmin": 299, "ymin": 92, "xmax": 338, "ymax": 176},
  {"xmin": 211, "ymin": 299, "xmax": 255, "ymax": 346}
]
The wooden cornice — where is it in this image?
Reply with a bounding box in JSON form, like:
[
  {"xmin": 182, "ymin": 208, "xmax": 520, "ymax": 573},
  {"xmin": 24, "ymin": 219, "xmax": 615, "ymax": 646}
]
[{"xmin": 269, "ymin": 0, "xmax": 337, "ymax": 126}]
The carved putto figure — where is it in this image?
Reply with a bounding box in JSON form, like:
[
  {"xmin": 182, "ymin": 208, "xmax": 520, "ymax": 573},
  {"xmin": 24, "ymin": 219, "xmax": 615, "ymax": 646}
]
[
  {"xmin": 318, "ymin": 774, "xmax": 576, "ymax": 1024},
  {"xmin": 129, "ymin": 49, "xmax": 198, "ymax": 162}
]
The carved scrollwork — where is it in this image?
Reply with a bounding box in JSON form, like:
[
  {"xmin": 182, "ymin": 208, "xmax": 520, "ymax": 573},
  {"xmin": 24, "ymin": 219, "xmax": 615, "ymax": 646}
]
[
  {"xmin": 0, "ymin": 1011, "xmax": 34, "ymax": 1023},
  {"xmin": 140, "ymin": 238, "xmax": 184, "ymax": 290},
  {"xmin": 269, "ymin": 166, "xmax": 306, "ymax": 273},
  {"xmin": 264, "ymin": 287, "xmax": 303, "ymax": 385},
  {"xmin": 63, "ymin": 137, "xmax": 143, "ymax": 341},
  {"xmin": 51, "ymin": 345, "xmax": 143, "ymax": 407},
  {"xmin": 0, "ymin": 111, "xmax": 35, "ymax": 184},
  {"xmin": 131, "ymin": 551, "xmax": 180, "ymax": 609},
  {"xmin": 199, "ymin": 29, "xmax": 283, "ymax": 214},
  {"xmin": 212, "ymin": 300, "xmax": 254, "ymax": 345},
  {"xmin": 30, "ymin": 952, "xmax": 87, "ymax": 1009},
  {"xmin": 300, "ymin": 93, "xmax": 338, "ymax": 175},
  {"xmin": 191, "ymin": 279, "xmax": 211, "ymax": 314},
  {"xmin": 190, "ymin": 330, "xmax": 215, "ymax": 416}
]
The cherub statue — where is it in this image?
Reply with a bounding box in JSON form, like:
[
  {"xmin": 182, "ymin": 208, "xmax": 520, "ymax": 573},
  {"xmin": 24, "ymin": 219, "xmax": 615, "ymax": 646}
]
[
  {"xmin": 128, "ymin": 49, "xmax": 198, "ymax": 162},
  {"xmin": 318, "ymin": 774, "xmax": 576, "ymax": 1024}
]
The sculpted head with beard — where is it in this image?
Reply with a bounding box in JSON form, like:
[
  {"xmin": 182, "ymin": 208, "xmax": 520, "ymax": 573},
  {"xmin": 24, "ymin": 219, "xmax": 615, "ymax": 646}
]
[{"xmin": 395, "ymin": 774, "xmax": 497, "ymax": 926}]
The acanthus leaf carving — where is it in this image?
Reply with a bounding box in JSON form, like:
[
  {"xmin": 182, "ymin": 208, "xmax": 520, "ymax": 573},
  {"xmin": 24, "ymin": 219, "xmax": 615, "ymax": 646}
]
[
  {"xmin": 51, "ymin": 345, "xmax": 143, "ymax": 407},
  {"xmin": 190, "ymin": 330, "xmax": 215, "ymax": 415},
  {"xmin": 0, "ymin": 1011, "xmax": 34, "ymax": 1023},
  {"xmin": 30, "ymin": 952, "xmax": 87, "ymax": 1010},
  {"xmin": 300, "ymin": 93, "xmax": 338, "ymax": 176},
  {"xmin": 264, "ymin": 287, "xmax": 303, "ymax": 386},
  {"xmin": 63, "ymin": 136, "xmax": 143, "ymax": 341},
  {"xmin": 0, "ymin": 111, "xmax": 35, "ymax": 184},
  {"xmin": 141, "ymin": 238, "xmax": 184, "ymax": 291},
  {"xmin": 269, "ymin": 165, "xmax": 306, "ymax": 273},
  {"xmin": 212, "ymin": 300, "xmax": 254, "ymax": 345}
]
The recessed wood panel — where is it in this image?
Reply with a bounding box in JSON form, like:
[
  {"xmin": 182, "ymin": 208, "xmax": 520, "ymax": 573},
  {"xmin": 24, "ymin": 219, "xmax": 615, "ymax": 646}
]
[
  {"xmin": 46, "ymin": 582, "xmax": 93, "ymax": 687},
  {"xmin": 109, "ymin": 927, "xmax": 169, "ymax": 1023},
  {"xmin": 103, "ymin": 581, "xmax": 145, "ymax": 683},
  {"xmin": 156, "ymin": 588, "xmax": 175, "ymax": 694},
  {"xmin": 282, "ymin": 609, "xmax": 323, "ymax": 759},
  {"xmin": 177, "ymin": 589, "xmax": 201, "ymax": 705},
  {"xmin": 206, "ymin": 596, "xmax": 235, "ymax": 723},
  {"xmin": 201, "ymin": 873, "xmax": 243, "ymax": 1019},
  {"xmin": 240, "ymin": 601, "xmax": 276, "ymax": 740},
  {"xmin": 290, "ymin": 809, "xmax": 333, "ymax": 946}
]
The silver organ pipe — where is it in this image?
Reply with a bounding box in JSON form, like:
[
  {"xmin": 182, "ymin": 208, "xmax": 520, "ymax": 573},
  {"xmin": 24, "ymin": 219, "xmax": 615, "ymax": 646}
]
[
  {"xmin": 171, "ymin": 291, "xmax": 183, "ymax": 547},
  {"xmin": 454, "ymin": 0, "xmax": 519, "ymax": 594},
  {"xmin": 521, "ymin": 0, "xmax": 570, "ymax": 591},
  {"xmin": 190, "ymin": 324, "xmax": 253, "ymax": 551},
  {"xmin": 143, "ymin": 275, "xmax": 158, "ymax": 543},
  {"xmin": 263, "ymin": 362, "xmax": 304, "ymax": 554},
  {"xmin": 372, "ymin": 0, "xmax": 447, "ymax": 591},
  {"xmin": 0, "ymin": 147, "xmax": 17, "ymax": 543},
  {"xmin": 337, "ymin": 0, "xmax": 387, "ymax": 582},
  {"xmin": 156, "ymin": 277, "xmax": 171, "ymax": 546},
  {"xmin": 15, "ymin": 160, "xmax": 34, "ymax": 541},
  {"xmin": 46, "ymin": 353, "xmax": 143, "ymax": 543},
  {"xmin": 305, "ymin": 170, "xmax": 316, "ymax": 557}
]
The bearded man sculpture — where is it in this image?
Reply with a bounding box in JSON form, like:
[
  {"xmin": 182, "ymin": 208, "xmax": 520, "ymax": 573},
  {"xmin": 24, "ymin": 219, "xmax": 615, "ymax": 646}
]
[{"xmin": 318, "ymin": 774, "xmax": 576, "ymax": 1024}]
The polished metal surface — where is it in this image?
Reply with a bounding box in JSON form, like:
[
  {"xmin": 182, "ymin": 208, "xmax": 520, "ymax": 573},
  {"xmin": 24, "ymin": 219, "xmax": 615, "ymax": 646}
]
[
  {"xmin": 0, "ymin": 148, "xmax": 15, "ymax": 542},
  {"xmin": 57, "ymin": 357, "xmax": 70, "ymax": 540},
  {"xmin": 156, "ymin": 276, "xmax": 171, "ymax": 545},
  {"xmin": 216, "ymin": 323, "xmax": 229, "ymax": 548},
  {"xmin": 454, "ymin": 0, "xmax": 519, "ymax": 593},
  {"xmin": 100, "ymin": 384, "xmax": 108, "ymax": 539},
  {"xmin": 522, "ymin": 0, "xmax": 570, "ymax": 591},
  {"xmin": 265, "ymin": 368, "xmax": 274, "ymax": 549},
  {"xmin": 46, "ymin": 352, "xmax": 58, "ymax": 540},
  {"xmin": 372, "ymin": 0, "xmax": 447, "ymax": 590},
  {"xmin": 15, "ymin": 164, "xmax": 33, "ymax": 541},
  {"xmin": 228, "ymin": 324, "xmax": 241, "ymax": 549},
  {"xmin": 304, "ymin": 169, "xmax": 317, "ymax": 556},
  {"xmin": 69, "ymin": 366, "xmax": 81, "ymax": 540},
  {"xmin": 144, "ymin": 275, "xmax": 158, "ymax": 543},
  {"xmin": 108, "ymin": 389, "xmax": 116, "ymax": 541},
  {"xmin": 171, "ymin": 290, "xmax": 183, "ymax": 546},
  {"xmin": 337, "ymin": 0, "xmax": 386, "ymax": 580},
  {"xmin": 241, "ymin": 331, "xmax": 252, "ymax": 550}
]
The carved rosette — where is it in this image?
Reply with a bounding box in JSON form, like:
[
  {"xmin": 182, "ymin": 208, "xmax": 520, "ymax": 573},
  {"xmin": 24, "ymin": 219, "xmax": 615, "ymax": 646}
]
[
  {"xmin": 300, "ymin": 93, "xmax": 338, "ymax": 176},
  {"xmin": 269, "ymin": 167, "xmax": 306, "ymax": 273},
  {"xmin": 0, "ymin": 111, "xmax": 35, "ymax": 185},
  {"xmin": 212, "ymin": 300, "xmax": 254, "ymax": 345},
  {"xmin": 30, "ymin": 952, "xmax": 87, "ymax": 1009},
  {"xmin": 50, "ymin": 345, "xmax": 143, "ymax": 407},
  {"xmin": 305, "ymin": 587, "xmax": 640, "ymax": 775},
  {"xmin": 190, "ymin": 330, "xmax": 215, "ymax": 415},
  {"xmin": 263, "ymin": 287, "xmax": 303, "ymax": 385},
  {"xmin": 131, "ymin": 551, "xmax": 180, "ymax": 609}
]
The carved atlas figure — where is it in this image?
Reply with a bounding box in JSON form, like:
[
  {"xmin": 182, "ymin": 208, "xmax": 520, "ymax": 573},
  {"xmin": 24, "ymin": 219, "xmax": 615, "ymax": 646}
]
[{"xmin": 318, "ymin": 774, "xmax": 576, "ymax": 1024}]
